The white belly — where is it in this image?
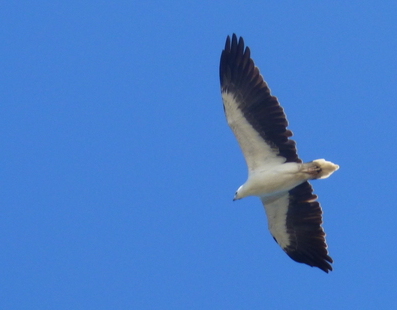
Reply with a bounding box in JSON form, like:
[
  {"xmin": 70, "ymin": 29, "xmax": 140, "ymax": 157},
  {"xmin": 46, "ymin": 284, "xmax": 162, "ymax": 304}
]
[{"xmin": 243, "ymin": 162, "xmax": 305, "ymax": 197}]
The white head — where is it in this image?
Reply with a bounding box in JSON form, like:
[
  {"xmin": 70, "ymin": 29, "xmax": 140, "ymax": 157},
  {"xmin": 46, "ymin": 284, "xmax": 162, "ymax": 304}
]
[{"xmin": 233, "ymin": 185, "xmax": 244, "ymax": 201}]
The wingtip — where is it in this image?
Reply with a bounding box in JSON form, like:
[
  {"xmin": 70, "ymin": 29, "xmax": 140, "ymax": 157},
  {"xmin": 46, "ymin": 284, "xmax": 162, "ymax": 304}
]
[
  {"xmin": 225, "ymin": 35, "xmax": 231, "ymax": 50},
  {"xmin": 286, "ymin": 249, "xmax": 333, "ymax": 273},
  {"xmin": 224, "ymin": 34, "xmax": 244, "ymax": 50}
]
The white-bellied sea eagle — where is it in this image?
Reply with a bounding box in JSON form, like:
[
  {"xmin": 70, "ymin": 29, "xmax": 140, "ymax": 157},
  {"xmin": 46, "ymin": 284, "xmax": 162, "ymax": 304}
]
[{"xmin": 220, "ymin": 34, "xmax": 339, "ymax": 273}]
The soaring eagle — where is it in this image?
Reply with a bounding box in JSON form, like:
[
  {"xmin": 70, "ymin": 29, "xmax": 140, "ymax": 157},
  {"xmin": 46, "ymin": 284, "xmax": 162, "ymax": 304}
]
[{"xmin": 220, "ymin": 34, "xmax": 339, "ymax": 273}]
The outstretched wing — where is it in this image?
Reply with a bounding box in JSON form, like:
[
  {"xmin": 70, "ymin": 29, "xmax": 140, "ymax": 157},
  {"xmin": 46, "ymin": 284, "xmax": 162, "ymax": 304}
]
[
  {"xmin": 261, "ymin": 182, "xmax": 333, "ymax": 273},
  {"xmin": 220, "ymin": 34, "xmax": 300, "ymax": 173}
]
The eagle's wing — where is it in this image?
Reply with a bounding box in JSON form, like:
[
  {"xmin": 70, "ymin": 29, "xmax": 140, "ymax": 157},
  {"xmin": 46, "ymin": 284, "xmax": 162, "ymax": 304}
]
[
  {"xmin": 261, "ymin": 181, "xmax": 333, "ymax": 273},
  {"xmin": 220, "ymin": 34, "xmax": 301, "ymax": 173}
]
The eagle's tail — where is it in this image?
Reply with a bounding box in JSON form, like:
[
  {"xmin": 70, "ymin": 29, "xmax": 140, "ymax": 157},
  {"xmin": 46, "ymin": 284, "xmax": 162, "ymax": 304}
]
[{"xmin": 310, "ymin": 159, "xmax": 339, "ymax": 179}]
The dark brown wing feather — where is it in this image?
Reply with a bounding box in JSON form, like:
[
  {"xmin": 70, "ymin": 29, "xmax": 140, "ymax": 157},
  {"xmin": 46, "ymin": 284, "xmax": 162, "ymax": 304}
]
[{"xmin": 284, "ymin": 182, "xmax": 333, "ymax": 273}]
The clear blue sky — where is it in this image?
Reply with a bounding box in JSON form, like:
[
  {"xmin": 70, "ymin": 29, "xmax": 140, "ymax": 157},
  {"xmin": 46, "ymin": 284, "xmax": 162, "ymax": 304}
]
[{"xmin": 1, "ymin": 1, "xmax": 396, "ymax": 309}]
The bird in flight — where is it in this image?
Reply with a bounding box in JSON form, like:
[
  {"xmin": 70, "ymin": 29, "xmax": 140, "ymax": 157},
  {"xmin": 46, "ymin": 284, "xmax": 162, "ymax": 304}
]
[{"xmin": 219, "ymin": 34, "xmax": 339, "ymax": 273}]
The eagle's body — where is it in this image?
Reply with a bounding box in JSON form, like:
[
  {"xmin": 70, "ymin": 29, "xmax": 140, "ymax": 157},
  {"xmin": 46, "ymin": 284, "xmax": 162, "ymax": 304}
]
[{"xmin": 220, "ymin": 34, "xmax": 339, "ymax": 273}]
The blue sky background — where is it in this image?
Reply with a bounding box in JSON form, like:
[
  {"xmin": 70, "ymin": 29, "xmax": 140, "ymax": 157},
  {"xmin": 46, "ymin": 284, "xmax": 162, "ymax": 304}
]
[{"xmin": 1, "ymin": 1, "xmax": 397, "ymax": 309}]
